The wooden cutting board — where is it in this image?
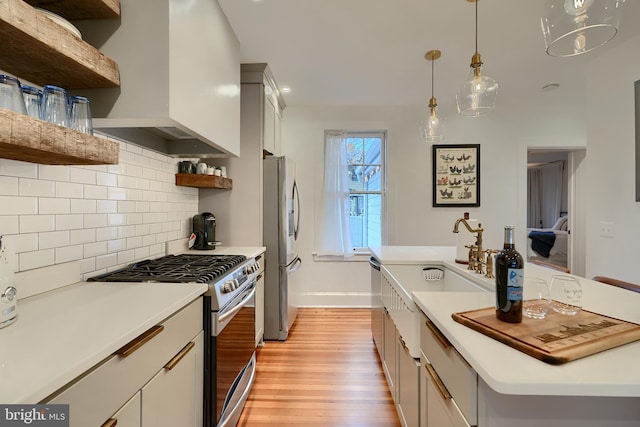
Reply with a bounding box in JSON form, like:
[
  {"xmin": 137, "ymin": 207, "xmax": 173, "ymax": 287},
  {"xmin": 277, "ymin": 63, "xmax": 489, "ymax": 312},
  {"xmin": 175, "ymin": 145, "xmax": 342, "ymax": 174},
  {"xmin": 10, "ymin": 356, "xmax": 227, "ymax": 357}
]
[{"xmin": 452, "ymin": 304, "xmax": 640, "ymax": 365}]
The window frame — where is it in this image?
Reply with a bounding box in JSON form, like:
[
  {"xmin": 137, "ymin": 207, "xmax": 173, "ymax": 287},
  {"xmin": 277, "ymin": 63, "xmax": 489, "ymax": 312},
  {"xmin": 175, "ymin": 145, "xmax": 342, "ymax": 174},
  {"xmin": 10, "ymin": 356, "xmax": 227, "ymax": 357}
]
[{"xmin": 339, "ymin": 130, "xmax": 387, "ymax": 253}]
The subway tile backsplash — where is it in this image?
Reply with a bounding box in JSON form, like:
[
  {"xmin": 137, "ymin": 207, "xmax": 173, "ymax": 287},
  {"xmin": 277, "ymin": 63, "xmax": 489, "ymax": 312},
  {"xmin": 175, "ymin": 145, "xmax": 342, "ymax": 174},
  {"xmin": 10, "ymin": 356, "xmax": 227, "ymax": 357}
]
[{"xmin": 0, "ymin": 134, "xmax": 199, "ymax": 280}]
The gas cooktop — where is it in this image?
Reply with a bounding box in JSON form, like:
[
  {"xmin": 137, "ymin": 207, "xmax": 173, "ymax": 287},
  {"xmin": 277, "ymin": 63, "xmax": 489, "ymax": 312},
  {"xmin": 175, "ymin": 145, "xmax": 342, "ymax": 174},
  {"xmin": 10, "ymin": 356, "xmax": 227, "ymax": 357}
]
[{"xmin": 88, "ymin": 254, "xmax": 247, "ymax": 283}]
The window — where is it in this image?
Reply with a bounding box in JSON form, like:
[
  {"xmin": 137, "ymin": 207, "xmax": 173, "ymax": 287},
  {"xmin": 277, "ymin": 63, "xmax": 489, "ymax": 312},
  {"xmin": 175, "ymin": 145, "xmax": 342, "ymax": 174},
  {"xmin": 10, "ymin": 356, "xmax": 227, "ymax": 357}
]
[{"xmin": 345, "ymin": 132, "xmax": 386, "ymax": 250}]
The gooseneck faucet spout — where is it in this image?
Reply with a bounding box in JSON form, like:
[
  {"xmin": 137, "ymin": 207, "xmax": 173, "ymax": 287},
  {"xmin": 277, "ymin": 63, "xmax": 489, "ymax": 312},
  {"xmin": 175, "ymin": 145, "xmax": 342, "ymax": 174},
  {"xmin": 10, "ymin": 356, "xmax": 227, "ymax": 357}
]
[{"xmin": 452, "ymin": 217, "xmax": 483, "ymax": 235}]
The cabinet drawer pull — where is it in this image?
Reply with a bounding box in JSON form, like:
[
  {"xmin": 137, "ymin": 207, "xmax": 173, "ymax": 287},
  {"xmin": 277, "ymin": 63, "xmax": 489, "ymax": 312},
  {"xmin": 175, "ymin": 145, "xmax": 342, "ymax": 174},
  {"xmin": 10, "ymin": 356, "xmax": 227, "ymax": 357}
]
[
  {"xmin": 257, "ymin": 273, "xmax": 263, "ymax": 281},
  {"xmin": 425, "ymin": 320, "xmax": 450, "ymax": 349},
  {"xmin": 101, "ymin": 419, "xmax": 117, "ymax": 427},
  {"xmin": 425, "ymin": 363, "xmax": 452, "ymax": 401},
  {"xmin": 115, "ymin": 325, "xmax": 164, "ymax": 358},
  {"xmin": 164, "ymin": 341, "xmax": 195, "ymax": 370},
  {"xmin": 398, "ymin": 336, "xmax": 408, "ymax": 350}
]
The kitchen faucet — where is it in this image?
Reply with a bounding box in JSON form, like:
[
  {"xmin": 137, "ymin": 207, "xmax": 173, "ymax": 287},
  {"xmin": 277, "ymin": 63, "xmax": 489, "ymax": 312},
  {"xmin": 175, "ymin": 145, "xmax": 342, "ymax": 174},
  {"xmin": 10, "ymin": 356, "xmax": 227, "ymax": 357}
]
[{"xmin": 453, "ymin": 216, "xmax": 486, "ymax": 275}]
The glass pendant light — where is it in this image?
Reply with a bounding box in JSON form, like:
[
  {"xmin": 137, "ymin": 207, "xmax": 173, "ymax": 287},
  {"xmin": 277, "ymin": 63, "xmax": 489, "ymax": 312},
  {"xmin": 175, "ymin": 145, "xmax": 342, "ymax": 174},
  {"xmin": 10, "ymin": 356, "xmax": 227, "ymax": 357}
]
[
  {"xmin": 420, "ymin": 50, "xmax": 444, "ymax": 142},
  {"xmin": 541, "ymin": 0, "xmax": 625, "ymax": 57},
  {"xmin": 456, "ymin": 0, "xmax": 498, "ymax": 117}
]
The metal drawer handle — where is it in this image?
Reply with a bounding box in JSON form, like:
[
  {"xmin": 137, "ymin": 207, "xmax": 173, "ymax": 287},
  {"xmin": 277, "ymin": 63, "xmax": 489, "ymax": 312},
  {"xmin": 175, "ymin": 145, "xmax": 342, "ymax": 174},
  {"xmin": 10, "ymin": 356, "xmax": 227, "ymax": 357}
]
[
  {"xmin": 101, "ymin": 419, "xmax": 117, "ymax": 427},
  {"xmin": 425, "ymin": 363, "xmax": 452, "ymax": 401},
  {"xmin": 115, "ymin": 325, "xmax": 164, "ymax": 358},
  {"xmin": 164, "ymin": 341, "xmax": 195, "ymax": 370},
  {"xmin": 425, "ymin": 320, "xmax": 451, "ymax": 349},
  {"xmin": 399, "ymin": 336, "xmax": 408, "ymax": 350}
]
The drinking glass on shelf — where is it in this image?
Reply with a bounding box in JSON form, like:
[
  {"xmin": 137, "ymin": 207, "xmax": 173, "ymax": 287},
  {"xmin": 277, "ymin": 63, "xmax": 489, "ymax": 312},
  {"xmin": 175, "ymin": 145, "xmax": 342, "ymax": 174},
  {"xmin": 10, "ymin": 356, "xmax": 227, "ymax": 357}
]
[
  {"xmin": 0, "ymin": 75, "xmax": 28, "ymax": 115},
  {"xmin": 41, "ymin": 85, "xmax": 68, "ymax": 127},
  {"xmin": 68, "ymin": 95, "xmax": 93, "ymax": 135},
  {"xmin": 21, "ymin": 85, "xmax": 42, "ymax": 119},
  {"xmin": 523, "ymin": 277, "xmax": 551, "ymax": 319},
  {"xmin": 550, "ymin": 275, "xmax": 582, "ymax": 316}
]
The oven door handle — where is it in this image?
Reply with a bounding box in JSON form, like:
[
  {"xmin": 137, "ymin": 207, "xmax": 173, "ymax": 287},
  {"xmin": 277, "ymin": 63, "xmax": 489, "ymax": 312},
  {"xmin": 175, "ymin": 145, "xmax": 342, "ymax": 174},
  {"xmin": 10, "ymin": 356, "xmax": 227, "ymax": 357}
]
[
  {"xmin": 218, "ymin": 285, "xmax": 256, "ymax": 325},
  {"xmin": 218, "ymin": 353, "xmax": 257, "ymax": 427}
]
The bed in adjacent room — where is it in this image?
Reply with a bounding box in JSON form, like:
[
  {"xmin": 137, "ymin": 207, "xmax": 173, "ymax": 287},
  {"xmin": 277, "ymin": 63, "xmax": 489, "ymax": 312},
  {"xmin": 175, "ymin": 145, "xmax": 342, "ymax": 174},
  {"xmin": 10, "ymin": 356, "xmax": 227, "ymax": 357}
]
[{"xmin": 527, "ymin": 216, "xmax": 568, "ymax": 268}]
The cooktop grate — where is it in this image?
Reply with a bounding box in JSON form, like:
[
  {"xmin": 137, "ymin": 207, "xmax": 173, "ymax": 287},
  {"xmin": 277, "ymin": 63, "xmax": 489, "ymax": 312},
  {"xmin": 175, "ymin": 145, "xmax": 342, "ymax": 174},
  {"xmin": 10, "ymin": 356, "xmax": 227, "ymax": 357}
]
[{"xmin": 88, "ymin": 254, "xmax": 247, "ymax": 283}]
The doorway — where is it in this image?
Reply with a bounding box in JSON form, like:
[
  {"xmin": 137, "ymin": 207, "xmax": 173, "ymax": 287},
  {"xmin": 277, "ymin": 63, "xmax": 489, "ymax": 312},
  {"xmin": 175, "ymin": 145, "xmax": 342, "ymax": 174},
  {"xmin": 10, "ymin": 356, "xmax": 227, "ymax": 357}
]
[{"xmin": 526, "ymin": 149, "xmax": 586, "ymax": 276}]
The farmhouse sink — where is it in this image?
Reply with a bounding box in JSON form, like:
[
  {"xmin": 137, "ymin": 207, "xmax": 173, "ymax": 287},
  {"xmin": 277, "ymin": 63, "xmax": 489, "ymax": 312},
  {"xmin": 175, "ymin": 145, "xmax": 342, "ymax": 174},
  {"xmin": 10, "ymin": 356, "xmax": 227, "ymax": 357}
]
[{"xmin": 382, "ymin": 264, "xmax": 490, "ymax": 294}]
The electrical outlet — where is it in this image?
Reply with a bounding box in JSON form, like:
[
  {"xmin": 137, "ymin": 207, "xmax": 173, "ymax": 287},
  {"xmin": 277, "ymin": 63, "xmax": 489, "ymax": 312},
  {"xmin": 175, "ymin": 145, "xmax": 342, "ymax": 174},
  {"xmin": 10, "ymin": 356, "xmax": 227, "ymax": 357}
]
[{"xmin": 599, "ymin": 221, "xmax": 614, "ymax": 238}]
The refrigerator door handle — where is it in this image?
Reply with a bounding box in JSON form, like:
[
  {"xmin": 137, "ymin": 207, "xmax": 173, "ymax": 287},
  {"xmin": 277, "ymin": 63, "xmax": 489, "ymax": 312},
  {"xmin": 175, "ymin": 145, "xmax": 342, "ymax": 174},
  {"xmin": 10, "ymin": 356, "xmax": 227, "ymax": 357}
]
[
  {"xmin": 293, "ymin": 180, "xmax": 300, "ymax": 240},
  {"xmin": 286, "ymin": 256, "xmax": 302, "ymax": 274}
]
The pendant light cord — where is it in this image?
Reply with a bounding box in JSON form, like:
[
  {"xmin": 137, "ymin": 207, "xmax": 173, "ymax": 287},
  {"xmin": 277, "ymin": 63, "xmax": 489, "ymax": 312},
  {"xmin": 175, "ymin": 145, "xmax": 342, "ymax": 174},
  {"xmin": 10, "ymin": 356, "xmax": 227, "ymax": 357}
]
[
  {"xmin": 475, "ymin": 0, "xmax": 479, "ymax": 54},
  {"xmin": 431, "ymin": 58, "xmax": 435, "ymax": 99}
]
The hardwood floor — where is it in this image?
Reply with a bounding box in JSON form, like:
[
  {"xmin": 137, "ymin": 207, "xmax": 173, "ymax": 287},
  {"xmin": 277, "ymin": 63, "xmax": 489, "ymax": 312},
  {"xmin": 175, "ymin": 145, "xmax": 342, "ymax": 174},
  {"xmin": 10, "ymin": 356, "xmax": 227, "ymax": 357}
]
[{"xmin": 238, "ymin": 308, "xmax": 401, "ymax": 426}]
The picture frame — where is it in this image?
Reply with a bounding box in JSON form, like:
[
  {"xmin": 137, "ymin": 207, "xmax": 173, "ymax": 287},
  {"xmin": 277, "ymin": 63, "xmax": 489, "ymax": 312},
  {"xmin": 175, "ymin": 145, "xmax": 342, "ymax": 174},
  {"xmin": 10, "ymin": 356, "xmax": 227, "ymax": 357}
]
[{"xmin": 432, "ymin": 144, "xmax": 480, "ymax": 207}]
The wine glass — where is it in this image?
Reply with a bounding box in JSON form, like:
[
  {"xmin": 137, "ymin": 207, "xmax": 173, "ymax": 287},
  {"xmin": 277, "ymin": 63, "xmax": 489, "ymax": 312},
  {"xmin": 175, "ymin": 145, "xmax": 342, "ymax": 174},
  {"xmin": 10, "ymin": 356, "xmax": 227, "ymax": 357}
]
[
  {"xmin": 550, "ymin": 275, "xmax": 582, "ymax": 316},
  {"xmin": 523, "ymin": 277, "xmax": 551, "ymax": 319}
]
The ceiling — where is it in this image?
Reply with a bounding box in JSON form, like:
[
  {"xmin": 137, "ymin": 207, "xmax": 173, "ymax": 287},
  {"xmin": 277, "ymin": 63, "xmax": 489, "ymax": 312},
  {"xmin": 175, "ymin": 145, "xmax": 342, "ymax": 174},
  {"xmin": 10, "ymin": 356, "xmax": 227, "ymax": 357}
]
[{"xmin": 219, "ymin": 0, "xmax": 640, "ymax": 112}]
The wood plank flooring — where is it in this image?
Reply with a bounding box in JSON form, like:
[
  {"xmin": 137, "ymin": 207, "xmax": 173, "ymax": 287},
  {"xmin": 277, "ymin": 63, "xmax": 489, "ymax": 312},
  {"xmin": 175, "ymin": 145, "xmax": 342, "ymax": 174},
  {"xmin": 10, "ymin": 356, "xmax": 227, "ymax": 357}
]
[{"xmin": 238, "ymin": 308, "xmax": 401, "ymax": 426}]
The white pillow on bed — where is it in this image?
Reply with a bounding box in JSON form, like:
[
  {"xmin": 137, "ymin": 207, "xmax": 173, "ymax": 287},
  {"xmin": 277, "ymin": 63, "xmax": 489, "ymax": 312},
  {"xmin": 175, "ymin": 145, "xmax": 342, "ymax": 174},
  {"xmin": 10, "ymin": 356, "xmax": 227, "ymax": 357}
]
[{"xmin": 552, "ymin": 216, "xmax": 568, "ymax": 231}]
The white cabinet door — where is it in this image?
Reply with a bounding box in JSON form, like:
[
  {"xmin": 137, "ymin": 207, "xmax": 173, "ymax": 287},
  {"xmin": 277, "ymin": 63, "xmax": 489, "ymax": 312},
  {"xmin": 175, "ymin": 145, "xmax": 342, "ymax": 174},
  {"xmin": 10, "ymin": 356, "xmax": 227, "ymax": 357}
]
[
  {"xmin": 383, "ymin": 309, "xmax": 397, "ymax": 398},
  {"xmin": 274, "ymin": 106, "xmax": 282, "ymax": 156},
  {"xmin": 255, "ymin": 271, "xmax": 265, "ymax": 346},
  {"xmin": 141, "ymin": 331, "xmax": 203, "ymax": 427},
  {"xmin": 419, "ymin": 356, "xmax": 427, "ymax": 427},
  {"xmin": 263, "ymin": 96, "xmax": 276, "ymax": 154},
  {"xmin": 398, "ymin": 337, "xmax": 420, "ymax": 427},
  {"xmin": 104, "ymin": 392, "xmax": 141, "ymax": 427},
  {"xmin": 425, "ymin": 364, "xmax": 470, "ymax": 427}
]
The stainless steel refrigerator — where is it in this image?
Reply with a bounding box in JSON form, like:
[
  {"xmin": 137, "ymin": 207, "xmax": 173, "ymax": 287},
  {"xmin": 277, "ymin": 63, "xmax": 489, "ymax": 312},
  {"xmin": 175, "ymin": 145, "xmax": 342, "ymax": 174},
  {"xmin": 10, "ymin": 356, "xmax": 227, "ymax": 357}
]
[{"xmin": 263, "ymin": 156, "xmax": 302, "ymax": 340}]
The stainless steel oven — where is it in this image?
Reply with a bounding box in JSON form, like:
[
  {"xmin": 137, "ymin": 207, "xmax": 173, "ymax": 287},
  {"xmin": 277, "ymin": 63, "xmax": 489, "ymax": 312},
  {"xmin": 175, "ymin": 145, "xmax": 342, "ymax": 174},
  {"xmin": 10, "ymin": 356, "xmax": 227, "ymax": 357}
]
[
  {"xmin": 207, "ymin": 275, "xmax": 257, "ymax": 427},
  {"xmin": 89, "ymin": 253, "xmax": 262, "ymax": 427}
]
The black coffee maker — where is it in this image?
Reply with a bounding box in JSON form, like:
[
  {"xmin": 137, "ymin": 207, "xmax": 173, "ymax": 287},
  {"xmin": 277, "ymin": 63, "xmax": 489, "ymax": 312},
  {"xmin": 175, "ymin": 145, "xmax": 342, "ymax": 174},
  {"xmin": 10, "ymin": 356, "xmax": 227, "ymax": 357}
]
[{"xmin": 192, "ymin": 212, "xmax": 216, "ymax": 250}]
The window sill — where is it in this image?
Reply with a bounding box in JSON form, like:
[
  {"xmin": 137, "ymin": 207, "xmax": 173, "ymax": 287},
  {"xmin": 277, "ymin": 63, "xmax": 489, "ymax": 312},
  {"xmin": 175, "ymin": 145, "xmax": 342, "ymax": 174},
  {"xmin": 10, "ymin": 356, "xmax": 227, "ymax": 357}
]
[{"xmin": 312, "ymin": 251, "xmax": 371, "ymax": 262}]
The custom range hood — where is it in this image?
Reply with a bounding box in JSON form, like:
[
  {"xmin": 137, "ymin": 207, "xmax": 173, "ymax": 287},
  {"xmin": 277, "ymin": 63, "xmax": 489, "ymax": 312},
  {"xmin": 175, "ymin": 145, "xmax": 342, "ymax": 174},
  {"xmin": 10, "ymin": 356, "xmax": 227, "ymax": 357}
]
[{"xmin": 74, "ymin": 0, "xmax": 240, "ymax": 157}]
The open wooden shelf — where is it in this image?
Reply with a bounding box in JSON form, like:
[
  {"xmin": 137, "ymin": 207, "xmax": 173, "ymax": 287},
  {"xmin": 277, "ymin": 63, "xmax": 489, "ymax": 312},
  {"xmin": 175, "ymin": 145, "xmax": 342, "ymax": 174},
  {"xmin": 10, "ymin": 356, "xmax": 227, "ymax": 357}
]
[
  {"xmin": 175, "ymin": 174, "xmax": 233, "ymax": 190},
  {"xmin": 0, "ymin": 108, "xmax": 119, "ymax": 165},
  {"xmin": 0, "ymin": 0, "xmax": 120, "ymax": 89},
  {"xmin": 24, "ymin": 0, "xmax": 120, "ymax": 20}
]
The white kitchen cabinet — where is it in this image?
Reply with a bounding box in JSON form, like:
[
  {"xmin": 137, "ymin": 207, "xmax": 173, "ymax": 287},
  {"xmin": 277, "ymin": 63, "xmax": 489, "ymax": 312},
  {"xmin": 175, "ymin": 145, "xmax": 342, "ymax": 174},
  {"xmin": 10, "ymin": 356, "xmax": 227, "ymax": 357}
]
[
  {"xmin": 199, "ymin": 64, "xmax": 285, "ymax": 247},
  {"xmin": 420, "ymin": 315, "xmax": 477, "ymax": 426},
  {"xmin": 142, "ymin": 331, "xmax": 203, "ymax": 427},
  {"xmin": 419, "ymin": 311, "xmax": 476, "ymax": 427},
  {"xmin": 105, "ymin": 392, "xmax": 142, "ymax": 427},
  {"xmin": 424, "ymin": 362, "xmax": 470, "ymax": 427},
  {"xmin": 397, "ymin": 336, "xmax": 420, "ymax": 427},
  {"xmin": 263, "ymin": 94, "xmax": 283, "ymax": 156},
  {"xmin": 263, "ymin": 96, "xmax": 276, "ymax": 155},
  {"xmin": 256, "ymin": 266, "xmax": 265, "ymax": 347},
  {"xmin": 383, "ymin": 308, "xmax": 397, "ymax": 399},
  {"xmin": 46, "ymin": 298, "xmax": 203, "ymax": 427}
]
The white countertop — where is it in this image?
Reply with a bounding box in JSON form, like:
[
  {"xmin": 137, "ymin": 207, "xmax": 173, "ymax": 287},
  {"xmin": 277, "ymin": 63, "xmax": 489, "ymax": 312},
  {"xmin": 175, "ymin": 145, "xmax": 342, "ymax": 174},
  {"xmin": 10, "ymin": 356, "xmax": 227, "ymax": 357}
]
[
  {"xmin": 0, "ymin": 281, "xmax": 208, "ymax": 404},
  {"xmin": 369, "ymin": 245, "xmax": 456, "ymax": 264},
  {"xmin": 410, "ymin": 262, "xmax": 640, "ymax": 397},
  {"xmin": 180, "ymin": 246, "xmax": 266, "ymax": 259}
]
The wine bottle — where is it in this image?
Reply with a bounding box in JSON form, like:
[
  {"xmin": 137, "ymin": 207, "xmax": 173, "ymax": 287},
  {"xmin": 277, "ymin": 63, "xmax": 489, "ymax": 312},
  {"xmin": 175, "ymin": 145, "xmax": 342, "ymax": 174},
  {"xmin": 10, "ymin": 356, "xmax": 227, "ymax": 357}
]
[{"xmin": 495, "ymin": 225, "xmax": 524, "ymax": 323}]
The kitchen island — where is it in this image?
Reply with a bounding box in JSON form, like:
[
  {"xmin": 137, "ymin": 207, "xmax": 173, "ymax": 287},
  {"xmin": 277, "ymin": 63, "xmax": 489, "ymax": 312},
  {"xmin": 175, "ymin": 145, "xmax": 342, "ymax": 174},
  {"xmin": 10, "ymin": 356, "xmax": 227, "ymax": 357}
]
[{"xmin": 370, "ymin": 246, "xmax": 640, "ymax": 427}]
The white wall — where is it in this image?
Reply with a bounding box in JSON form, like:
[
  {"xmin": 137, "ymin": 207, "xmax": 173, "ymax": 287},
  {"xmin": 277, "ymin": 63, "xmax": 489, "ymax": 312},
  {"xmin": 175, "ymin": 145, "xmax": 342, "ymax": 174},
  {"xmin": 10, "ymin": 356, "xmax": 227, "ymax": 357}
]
[
  {"xmin": 281, "ymin": 96, "xmax": 586, "ymax": 307},
  {"xmin": 0, "ymin": 135, "xmax": 198, "ymax": 282},
  {"xmin": 585, "ymin": 33, "xmax": 640, "ymax": 283}
]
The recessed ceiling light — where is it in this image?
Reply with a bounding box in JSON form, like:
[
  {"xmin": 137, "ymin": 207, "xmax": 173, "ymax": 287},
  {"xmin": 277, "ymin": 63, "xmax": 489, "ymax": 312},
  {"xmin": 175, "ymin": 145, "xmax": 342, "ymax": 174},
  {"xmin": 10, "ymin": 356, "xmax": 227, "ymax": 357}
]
[{"xmin": 281, "ymin": 87, "xmax": 291, "ymax": 94}]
